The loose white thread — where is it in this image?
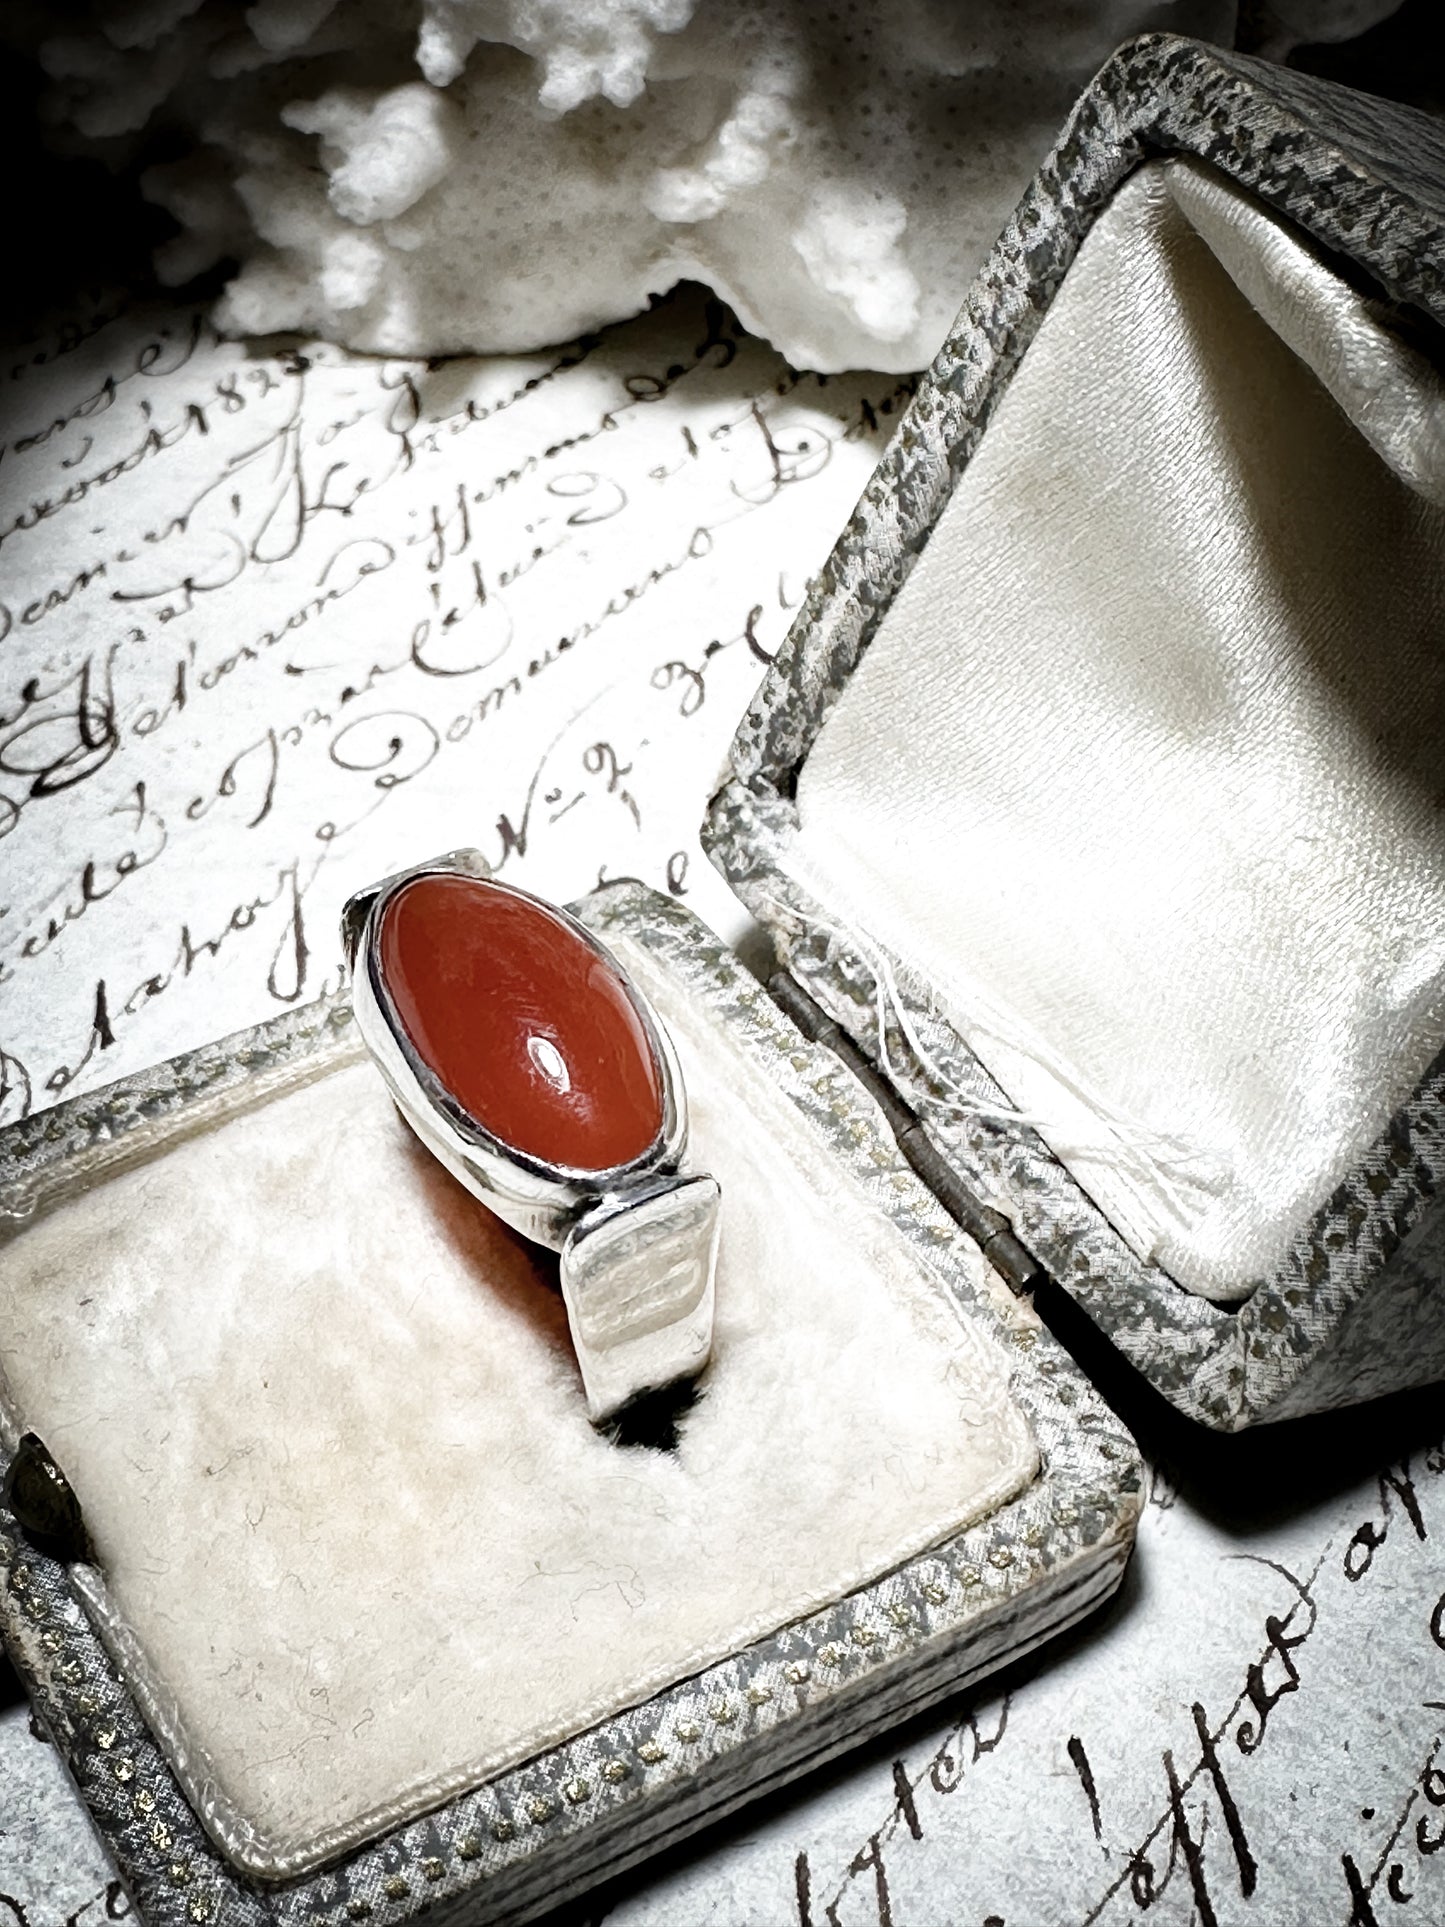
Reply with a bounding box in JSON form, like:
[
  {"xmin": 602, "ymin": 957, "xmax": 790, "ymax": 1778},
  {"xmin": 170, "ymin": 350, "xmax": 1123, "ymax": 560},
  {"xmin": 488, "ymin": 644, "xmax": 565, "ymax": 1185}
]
[{"xmin": 757, "ymin": 891, "xmax": 1229, "ymax": 1239}]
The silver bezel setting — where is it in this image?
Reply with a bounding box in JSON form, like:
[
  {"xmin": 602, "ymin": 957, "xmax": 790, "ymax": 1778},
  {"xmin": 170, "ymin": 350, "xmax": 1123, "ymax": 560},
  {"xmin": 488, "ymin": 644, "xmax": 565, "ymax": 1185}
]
[{"xmin": 342, "ymin": 849, "xmax": 689, "ymax": 1252}]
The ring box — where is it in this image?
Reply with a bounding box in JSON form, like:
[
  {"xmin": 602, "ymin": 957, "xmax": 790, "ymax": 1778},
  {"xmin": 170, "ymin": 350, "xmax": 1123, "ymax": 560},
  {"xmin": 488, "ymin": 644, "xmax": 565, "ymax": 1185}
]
[
  {"xmin": 705, "ymin": 35, "xmax": 1445, "ymax": 1434},
  {"xmin": 0, "ymin": 886, "xmax": 1137, "ymax": 1924},
  {"xmin": 2, "ymin": 29, "xmax": 1442, "ymax": 1927}
]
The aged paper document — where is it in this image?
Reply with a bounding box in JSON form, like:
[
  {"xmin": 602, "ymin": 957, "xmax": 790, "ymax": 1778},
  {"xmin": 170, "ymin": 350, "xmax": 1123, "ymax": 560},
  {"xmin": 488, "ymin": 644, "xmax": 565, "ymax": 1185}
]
[
  {"xmin": 0, "ymin": 287, "xmax": 910, "ymax": 1110},
  {"xmin": 2, "ymin": 290, "xmax": 1443, "ymax": 1927}
]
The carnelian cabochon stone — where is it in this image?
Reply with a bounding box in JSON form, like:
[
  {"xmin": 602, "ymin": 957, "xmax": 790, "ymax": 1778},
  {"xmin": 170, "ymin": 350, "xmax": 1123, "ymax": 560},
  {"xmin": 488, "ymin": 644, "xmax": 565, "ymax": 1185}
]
[{"xmin": 377, "ymin": 875, "xmax": 664, "ymax": 1171}]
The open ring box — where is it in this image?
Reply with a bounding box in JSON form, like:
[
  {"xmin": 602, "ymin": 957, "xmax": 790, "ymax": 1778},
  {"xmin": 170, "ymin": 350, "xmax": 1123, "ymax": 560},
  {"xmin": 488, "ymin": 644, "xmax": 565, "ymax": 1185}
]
[
  {"xmin": 1, "ymin": 32, "xmax": 1441, "ymax": 1927},
  {"xmin": 708, "ymin": 33, "xmax": 1445, "ymax": 1436}
]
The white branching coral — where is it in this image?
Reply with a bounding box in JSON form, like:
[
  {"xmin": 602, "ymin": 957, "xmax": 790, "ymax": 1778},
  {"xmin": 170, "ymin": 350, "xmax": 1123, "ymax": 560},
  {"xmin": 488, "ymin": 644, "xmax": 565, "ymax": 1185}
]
[
  {"xmin": 415, "ymin": 0, "xmax": 697, "ymax": 107},
  {"xmin": 283, "ymin": 82, "xmax": 460, "ymax": 225},
  {"xmin": 27, "ymin": 0, "xmax": 1408, "ymax": 372}
]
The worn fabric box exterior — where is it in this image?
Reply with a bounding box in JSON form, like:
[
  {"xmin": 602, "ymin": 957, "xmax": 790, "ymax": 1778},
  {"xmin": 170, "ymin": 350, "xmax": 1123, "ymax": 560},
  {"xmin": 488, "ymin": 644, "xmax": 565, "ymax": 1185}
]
[{"xmin": 705, "ymin": 33, "xmax": 1445, "ymax": 1431}]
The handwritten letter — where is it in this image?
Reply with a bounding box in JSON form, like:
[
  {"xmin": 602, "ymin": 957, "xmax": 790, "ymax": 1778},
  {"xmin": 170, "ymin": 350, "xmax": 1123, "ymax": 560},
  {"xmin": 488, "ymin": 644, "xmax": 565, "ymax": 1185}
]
[{"xmin": 0, "ymin": 287, "xmax": 908, "ymax": 1113}]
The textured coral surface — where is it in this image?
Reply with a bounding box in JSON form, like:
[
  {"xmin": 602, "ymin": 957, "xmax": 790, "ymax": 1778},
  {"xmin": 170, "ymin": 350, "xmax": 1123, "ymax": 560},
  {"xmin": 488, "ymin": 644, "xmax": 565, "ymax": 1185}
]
[
  {"xmin": 22, "ymin": 1, "xmax": 1418, "ymax": 370},
  {"xmin": 15, "ymin": 0, "xmax": 1298, "ymax": 370}
]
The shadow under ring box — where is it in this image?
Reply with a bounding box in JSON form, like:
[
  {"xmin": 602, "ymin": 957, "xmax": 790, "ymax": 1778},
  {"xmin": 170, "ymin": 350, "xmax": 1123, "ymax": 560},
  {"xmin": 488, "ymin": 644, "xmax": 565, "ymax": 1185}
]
[{"xmin": 706, "ymin": 33, "xmax": 1445, "ymax": 1435}]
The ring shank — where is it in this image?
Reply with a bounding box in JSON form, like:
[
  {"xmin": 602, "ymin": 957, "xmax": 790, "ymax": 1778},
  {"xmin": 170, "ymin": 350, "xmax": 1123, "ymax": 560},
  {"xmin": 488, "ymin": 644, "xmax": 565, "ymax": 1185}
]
[{"xmin": 561, "ymin": 1175, "xmax": 721, "ymax": 1424}]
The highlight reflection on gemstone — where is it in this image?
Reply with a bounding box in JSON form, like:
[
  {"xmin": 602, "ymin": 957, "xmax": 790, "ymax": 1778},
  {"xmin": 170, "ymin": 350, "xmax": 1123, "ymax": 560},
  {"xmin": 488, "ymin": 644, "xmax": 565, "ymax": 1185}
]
[
  {"xmin": 376, "ymin": 873, "xmax": 664, "ymax": 1172},
  {"xmin": 527, "ymin": 1033, "xmax": 571, "ymax": 1093}
]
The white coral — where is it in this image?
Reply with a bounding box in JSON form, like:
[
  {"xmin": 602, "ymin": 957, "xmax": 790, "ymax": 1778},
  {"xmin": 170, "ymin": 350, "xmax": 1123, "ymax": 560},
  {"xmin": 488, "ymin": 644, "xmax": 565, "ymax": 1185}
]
[
  {"xmin": 26, "ymin": 0, "xmax": 1411, "ymax": 373},
  {"xmin": 416, "ymin": 0, "xmax": 696, "ymax": 107},
  {"xmin": 644, "ymin": 56, "xmax": 796, "ymax": 224},
  {"xmin": 791, "ymin": 183, "xmax": 919, "ymax": 348},
  {"xmin": 284, "ymin": 82, "xmax": 460, "ymax": 225}
]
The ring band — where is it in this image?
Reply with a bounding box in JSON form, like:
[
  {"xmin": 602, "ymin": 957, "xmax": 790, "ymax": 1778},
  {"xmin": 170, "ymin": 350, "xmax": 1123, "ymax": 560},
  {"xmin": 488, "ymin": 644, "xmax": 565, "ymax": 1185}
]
[{"xmin": 340, "ymin": 851, "xmax": 719, "ymax": 1425}]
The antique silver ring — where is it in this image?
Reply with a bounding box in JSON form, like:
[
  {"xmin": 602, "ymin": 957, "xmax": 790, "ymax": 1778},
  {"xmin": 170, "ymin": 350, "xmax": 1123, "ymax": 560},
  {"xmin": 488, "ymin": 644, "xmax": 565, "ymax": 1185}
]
[{"xmin": 341, "ymin": 850, "xmax": 719, "ymax": 1425}]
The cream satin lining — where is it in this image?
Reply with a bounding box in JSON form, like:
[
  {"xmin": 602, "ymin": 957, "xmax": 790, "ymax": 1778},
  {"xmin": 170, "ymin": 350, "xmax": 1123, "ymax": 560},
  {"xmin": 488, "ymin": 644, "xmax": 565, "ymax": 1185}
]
[{"xmin": 794, "ymin": 157, "xmax": 1445, "ymax": 1302}]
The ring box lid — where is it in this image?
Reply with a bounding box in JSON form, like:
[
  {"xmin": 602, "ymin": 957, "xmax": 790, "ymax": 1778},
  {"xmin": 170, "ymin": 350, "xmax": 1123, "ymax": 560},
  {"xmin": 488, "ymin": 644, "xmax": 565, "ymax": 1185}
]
[{"xmin": 704, "ymin": 33, "xmax": 1445, "ymax": 1431}]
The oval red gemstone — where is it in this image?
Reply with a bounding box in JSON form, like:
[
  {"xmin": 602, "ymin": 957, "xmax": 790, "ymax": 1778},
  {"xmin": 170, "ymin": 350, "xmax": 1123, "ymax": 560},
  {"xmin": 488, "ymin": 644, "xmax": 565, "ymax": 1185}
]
[{"xmin": 376, "ymin": 874, "xmax": 664, "ymax": 1171}]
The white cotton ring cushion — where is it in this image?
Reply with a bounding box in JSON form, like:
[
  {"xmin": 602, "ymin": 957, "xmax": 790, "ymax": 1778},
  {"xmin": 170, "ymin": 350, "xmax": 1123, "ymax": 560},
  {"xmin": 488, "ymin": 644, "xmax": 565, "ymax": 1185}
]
[
  {"xmin": 0, "ymin": 932, "xmax": 1036, "ymax": 1874},
  {"xmin": 794, "ymin": 156, "xmax": 1445, "ymax": 1302}
]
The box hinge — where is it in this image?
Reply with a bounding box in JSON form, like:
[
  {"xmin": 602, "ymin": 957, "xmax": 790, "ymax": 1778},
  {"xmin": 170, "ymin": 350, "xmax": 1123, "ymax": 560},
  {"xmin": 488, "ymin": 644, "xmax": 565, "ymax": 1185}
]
[{"xmin": 767, "ymin": 971, "xmax": 1045, "ymax": 1299}]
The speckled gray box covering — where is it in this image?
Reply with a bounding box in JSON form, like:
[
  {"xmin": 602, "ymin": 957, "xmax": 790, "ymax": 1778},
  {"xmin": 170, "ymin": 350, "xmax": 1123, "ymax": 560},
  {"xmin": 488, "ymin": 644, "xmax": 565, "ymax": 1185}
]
[
  {"xmin": 704, "ymin": 33, "xmax": 1445, "ymax": 1431},
  {"xmin": 0, "ymin": 884, "xmax": 1140, "ymax": 1926}
]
